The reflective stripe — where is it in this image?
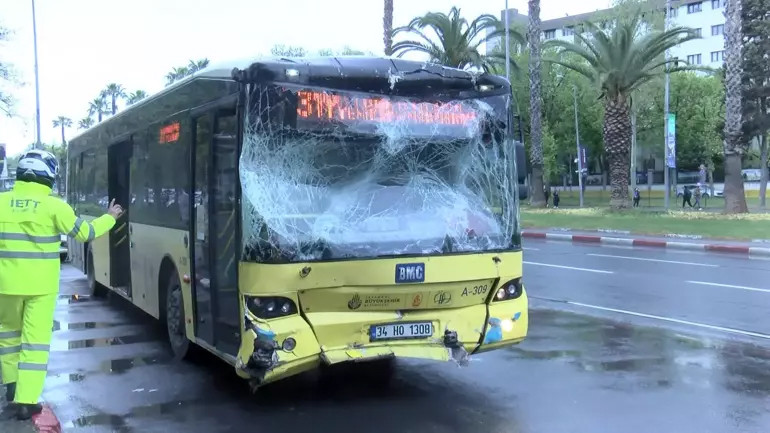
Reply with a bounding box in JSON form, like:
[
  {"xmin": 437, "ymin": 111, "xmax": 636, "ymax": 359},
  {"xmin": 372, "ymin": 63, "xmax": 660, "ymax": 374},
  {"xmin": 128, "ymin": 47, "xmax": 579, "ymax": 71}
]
[
  {"xmin": 0, "ymin": 331, "xmax": 21, "ymax": 339},
  {"xmin": 18, "ymin": 362, "xmax": 47, "ymax": 371},
  {"xmin": 20, "ymin": 343, "xmax": 49, "ymax": 352},
  {"xmin": 0, "ymin": 251, "xmax": 60, "ymax": 259},
  {"xmin": 86, "ymin": 222, "xmax": 95, "ymax": 242},
  {"xmin": 0, "ymin": 345, "xmax": 20, "ymax": 355},
  {"xmin": 68, "ymin": 218, "xmax": 84, "ymax": 238},
  {"xmin": 0, "ymin": 233, "xmax": 60, "ymax": 243}
]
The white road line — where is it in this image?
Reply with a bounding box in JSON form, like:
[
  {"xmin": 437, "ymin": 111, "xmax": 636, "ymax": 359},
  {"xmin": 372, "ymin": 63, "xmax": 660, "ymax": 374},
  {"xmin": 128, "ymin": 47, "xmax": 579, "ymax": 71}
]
[
  {"xmin": 567, "ymin": 301, "xmax": 770, "ymax": 340},
  {"xmin": 523, "ymin": 261, "xmax": 614, "ymax": 274},
  {"xmin": 523, "ymin": 247, "xmax": 540, "ymax": 251},
  {"xmin": 687, "ymin": 280, "xmax": 770, "ymax": 294},
  {"xmin": 587, "ymin": 253, "xmax": 718, "ymax": 267}
]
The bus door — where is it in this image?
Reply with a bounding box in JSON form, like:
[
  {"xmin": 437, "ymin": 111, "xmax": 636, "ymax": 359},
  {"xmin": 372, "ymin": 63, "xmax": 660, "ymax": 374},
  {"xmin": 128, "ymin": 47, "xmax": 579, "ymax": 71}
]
[
  {"xmin": 107, "ymin": 140, "xmax": 132, "ymax": 298},
  {"xmin": 191, "ymin": 102, "xmax": 240, "ymax": 356}
]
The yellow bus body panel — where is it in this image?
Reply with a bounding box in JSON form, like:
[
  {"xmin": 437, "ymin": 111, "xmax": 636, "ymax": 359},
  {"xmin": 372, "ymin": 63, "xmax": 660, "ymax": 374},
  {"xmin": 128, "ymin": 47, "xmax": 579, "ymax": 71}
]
[{"xmin": 236, "ymin": 251, "xmax": 527, "ymax": 384}]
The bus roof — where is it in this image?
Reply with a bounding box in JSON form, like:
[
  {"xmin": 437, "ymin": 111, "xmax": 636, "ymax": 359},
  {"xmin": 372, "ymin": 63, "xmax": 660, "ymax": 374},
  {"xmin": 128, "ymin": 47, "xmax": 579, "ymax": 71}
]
[{"xmin": 69, "ymin": 56, "xmax": 509, "ymax": 143}]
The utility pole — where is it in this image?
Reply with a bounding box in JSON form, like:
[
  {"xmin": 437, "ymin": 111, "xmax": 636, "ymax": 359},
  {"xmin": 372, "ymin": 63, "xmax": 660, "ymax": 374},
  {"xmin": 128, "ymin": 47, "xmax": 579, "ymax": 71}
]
[
  {"xmin": 631, "ymin": 109, "xmax": 637, "ymax": 190},
  {"xmin": 573, "ymin": 86, "xmax": 584, "ymax": 207},
  {"xmin": 663, "ymin": 0, "xmax": 672, "ymax": 209},
  {"xmin": 32, "ymin": 0, "xmax": 42, "ymax": 150},
  {"xmin": 504, "ymin": 0, "xmax": 510, "ymax": 82}
]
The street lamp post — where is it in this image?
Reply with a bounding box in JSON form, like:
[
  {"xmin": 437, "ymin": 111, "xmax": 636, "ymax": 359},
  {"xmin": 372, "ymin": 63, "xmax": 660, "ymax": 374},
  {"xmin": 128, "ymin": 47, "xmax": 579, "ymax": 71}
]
[
  {"xmin": 573, "ymin": 86, "xmax": 584, "ymax": 207},
  {"xmin": 663, "ymin": 0, "xmax": 672, "ymax": 209},
  {"xmin": 32, "ymin": 0, "xmax": 42, "ymax": 150}
]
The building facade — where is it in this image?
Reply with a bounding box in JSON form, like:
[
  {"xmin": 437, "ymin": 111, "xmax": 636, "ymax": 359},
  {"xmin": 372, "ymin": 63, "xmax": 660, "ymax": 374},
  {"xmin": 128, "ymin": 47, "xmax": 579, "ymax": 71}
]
[{"xmin": 489, "ymin": 0, "xmax": 726, "ymax": 69}]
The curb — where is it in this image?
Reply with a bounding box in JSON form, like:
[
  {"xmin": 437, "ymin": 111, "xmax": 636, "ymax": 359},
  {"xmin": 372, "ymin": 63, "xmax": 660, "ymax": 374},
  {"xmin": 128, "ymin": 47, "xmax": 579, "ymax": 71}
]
[
  {"xmin": 32, "ymin": 405, "xmax": 61, "ymax": 433},
  {"xmin": 522, "ymin": 231, "xmax": 770, "ymax": 258}
]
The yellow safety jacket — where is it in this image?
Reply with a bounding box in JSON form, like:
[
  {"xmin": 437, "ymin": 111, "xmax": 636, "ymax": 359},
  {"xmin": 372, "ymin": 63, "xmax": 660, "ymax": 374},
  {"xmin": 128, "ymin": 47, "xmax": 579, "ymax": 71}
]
[{"xmin": 0, "ymin": 181, "xmax": 116, "ymax": 295}]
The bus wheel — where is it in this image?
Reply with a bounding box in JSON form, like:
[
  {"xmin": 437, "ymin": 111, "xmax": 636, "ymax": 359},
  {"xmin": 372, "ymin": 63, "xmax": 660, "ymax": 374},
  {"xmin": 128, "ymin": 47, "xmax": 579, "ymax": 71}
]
[
  {"xmin": 165, "ymin": 272, "xmax": 190, "ymax": 360},
  {"xmin": 87, "ymin": 250, "xmax": 108, "ymax": 298}
]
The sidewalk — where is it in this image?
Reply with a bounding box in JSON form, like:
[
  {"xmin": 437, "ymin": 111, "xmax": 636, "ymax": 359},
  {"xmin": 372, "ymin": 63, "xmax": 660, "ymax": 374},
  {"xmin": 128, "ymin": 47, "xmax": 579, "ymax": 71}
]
[{"xmin": 522, "ymin": 228, "xmax": 770, "ymax": 257}]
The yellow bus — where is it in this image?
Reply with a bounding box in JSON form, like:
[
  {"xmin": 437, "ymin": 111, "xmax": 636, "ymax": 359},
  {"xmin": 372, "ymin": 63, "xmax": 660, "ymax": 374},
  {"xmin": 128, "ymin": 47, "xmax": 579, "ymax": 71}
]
[{"xmin": 66, "ymin": 56, "xmax": 529, "ymax": 389}]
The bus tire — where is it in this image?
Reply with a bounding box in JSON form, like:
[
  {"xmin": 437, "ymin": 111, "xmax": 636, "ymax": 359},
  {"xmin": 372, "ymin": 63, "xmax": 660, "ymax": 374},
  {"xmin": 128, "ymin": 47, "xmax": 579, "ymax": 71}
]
[
  {"xmin": 165, "ymin": 271, "xmax": 191, "ymax": 361},
  {"xmin": 87, "ymin": 249, "xmax": 109, "ymax": 298}
]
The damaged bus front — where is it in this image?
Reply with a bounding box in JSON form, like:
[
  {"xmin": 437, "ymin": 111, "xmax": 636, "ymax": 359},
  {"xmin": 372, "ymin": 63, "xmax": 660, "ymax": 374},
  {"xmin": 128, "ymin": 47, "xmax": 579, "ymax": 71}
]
[{"xmin": 232, "ymin": 58, "xmax": 528, "ymax": 388}]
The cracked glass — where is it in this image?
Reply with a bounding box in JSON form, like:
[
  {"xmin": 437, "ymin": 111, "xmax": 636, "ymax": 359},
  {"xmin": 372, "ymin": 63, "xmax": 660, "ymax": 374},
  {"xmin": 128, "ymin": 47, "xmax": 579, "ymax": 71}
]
[{"xmin": 240, "ymin": 84, "xmax": 520, "ymax": 263}]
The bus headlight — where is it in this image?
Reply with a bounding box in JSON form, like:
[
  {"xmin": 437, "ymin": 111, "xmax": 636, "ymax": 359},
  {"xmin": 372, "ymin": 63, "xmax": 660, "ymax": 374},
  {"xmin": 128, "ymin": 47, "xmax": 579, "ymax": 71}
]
[
  {"xmin": 493, "ymin": 278, "xmax": 522, "ymax": 302},
  {"xmin": 246, "ymin": 296, "xmax": 298, "ymax": 319}
]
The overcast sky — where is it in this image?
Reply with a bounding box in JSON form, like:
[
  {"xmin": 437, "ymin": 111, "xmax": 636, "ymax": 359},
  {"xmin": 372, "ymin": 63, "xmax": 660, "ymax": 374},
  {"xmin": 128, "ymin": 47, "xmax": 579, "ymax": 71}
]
[{"xmin": 0, "ymin": 0, "xmax": 610, "ymax": 155}]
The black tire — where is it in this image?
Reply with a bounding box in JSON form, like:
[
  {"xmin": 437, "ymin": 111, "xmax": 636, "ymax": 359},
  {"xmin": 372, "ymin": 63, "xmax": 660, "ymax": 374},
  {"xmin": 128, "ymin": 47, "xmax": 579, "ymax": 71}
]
[
  {"xmin": 165, "ymin": 271, "xmax": 191, "ymax": 360},
  {"xmin": 87, "ymin": 250, "xmax": 109, "ymax": 298}
]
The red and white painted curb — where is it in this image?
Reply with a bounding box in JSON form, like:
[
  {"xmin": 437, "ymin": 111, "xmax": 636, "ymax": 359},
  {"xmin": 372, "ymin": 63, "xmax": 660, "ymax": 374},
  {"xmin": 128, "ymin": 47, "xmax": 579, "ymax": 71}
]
[
  {"xmin": 31, "ymin": 405, "xmax": 62, "ymax": 433},
  {"xmin": 522, "ymin": 231, "xmax": 770, "ymax": 257}
]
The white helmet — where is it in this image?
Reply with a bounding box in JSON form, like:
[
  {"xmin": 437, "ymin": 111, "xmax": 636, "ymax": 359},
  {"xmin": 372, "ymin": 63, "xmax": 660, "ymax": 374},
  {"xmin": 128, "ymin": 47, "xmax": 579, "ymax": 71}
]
[{"xmin": 16, "ymin": 149, "xmax": 59, "ymax": 187}]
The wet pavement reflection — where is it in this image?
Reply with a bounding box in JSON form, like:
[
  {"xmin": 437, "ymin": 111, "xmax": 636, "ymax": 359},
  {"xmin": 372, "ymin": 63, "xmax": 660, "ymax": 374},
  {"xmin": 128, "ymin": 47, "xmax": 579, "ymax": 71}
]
[{"xmin": 3, "ymin": 268, "xmax": 769, "ymax": 433}]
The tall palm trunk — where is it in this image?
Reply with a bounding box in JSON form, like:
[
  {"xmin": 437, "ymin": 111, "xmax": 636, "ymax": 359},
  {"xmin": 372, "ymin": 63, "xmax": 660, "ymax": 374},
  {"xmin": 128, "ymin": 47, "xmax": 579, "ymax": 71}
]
[
  {"xmin": 759, "ymin": 133, "xmax": 767, "ymax": 208},
  {"xmin": 111, "ymin": 94, "xmax": 117, "ymax": 115},
  {"xmin": 723, "ymin": 0, "xmax": 748, "ymax": 213},
  {"xmin": 59, "ymin": 125, "xmax": 66, "ymax": 146},
  {"xmin": 383, "ymin": 0, "xmax": 394, "ymax": 55},
  {"xmin": 527, "ymin": 0, "xmax": 545, "ymax": 206},
  {"xmin": 603, "ymin": 97, "xmax": 632, "ymax": 208}
]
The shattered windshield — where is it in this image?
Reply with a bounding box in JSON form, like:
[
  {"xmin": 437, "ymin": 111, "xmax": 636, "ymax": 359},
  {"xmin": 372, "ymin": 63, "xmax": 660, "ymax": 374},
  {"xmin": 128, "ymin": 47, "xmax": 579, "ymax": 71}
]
[{"xmin": 240, "ymin": 85, "xmax": 520, "ymax": 263}]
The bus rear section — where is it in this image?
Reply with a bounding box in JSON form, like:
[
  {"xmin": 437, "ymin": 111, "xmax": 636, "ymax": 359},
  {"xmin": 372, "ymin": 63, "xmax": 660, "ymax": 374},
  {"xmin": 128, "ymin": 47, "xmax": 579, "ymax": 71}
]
[{"xmin": 232, "ymin": 58, "xmax": 528, "ymax": 387}]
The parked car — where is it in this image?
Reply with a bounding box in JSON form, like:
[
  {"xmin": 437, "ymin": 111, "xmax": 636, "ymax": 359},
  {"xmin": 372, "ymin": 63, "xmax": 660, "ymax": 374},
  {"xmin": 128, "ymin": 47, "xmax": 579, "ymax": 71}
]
[{"xmin": 60, "ymin": 234, "xmax": 68, "ymax": 263}]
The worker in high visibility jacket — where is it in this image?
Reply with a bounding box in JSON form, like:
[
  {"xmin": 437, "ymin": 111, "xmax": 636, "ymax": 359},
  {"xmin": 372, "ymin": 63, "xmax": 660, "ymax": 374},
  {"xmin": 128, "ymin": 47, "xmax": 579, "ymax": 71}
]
[{"xmin": 0, "ymin": 149, "xmax": 123, "ymax": 420}]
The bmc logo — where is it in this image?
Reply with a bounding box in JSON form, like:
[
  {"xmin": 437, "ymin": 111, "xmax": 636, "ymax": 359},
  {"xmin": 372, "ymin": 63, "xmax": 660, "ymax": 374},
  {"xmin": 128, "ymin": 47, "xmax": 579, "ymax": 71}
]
[{"xmin": 395, "ymin": 263, "xmax": 425, "ymax": 284}]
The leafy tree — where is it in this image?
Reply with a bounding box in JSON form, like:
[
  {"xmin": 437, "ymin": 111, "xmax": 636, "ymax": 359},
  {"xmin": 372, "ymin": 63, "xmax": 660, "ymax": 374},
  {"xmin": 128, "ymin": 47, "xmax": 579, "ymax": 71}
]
[
  {"xmin": 52, "ymin": 116, "xmax": 72, "ymax": 145},
  {"xmin": 528, "ymin": 0, "xmax": 545, "ymax": 206},
  {"xmin": 392, "ymin": 7, "xmax": 524, "ymax": 72},
  {"xmin": 127, "ymin": 90, "xmax": 148, "ymax": 105},
  {"xmin": 88, "ymin": 96, "xmax": 108, "ymax": 122},
  {"xmin": 742, "ymin": 0, "xmax": 769, "ymax": 207},
  {"xmin": 545, "ymin": 11, "xmax": 699, "ymax": 208},
  {"xmin": 271, "ymin": 44, "xmax": 307, "ymax": 57},
  {"xmin": 103, "ymin": 83, "xmax": 126, "ymax": 115},
  {"xmin": 188, "ymin": 58, "xmax": 210, "ymax": 73},
  {"xmin": 383, "ymin": 0, "xmax": 394, "ymax": 55},
  {"xmin": 78, "ymin": 117, "xmax": 94, "ymax": 130},
  {"xmin": 0, "ymin": 25, "xmax": 16, "ymax": 117},
  {"xmin": 722, "ymin": 0, "xmax": 748, "ymax": 213}
]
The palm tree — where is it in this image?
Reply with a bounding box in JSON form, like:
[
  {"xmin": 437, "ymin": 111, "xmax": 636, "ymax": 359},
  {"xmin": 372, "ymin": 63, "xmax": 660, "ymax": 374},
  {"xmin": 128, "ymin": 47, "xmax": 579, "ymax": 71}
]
[
  {"xmin": 528, "ymin": 0, "xmax": 545, "ymax": 207},
  {"xmin": 383, "ymin": 0, "xmax": 394, "ymax": 55},
  {"xmin": 187, "ymin": 58, "xmax": 210, "ymax": 74},
  {"xmin": 78, "ymin": 117, "xmax": 94, "ymax": 130},
  {"xmin": 52, "ymin": 116, "xmax": 72, "ymax": 145},
  {"xmin": 166, "ymin": 66, "xmax": 190, "ymax": 86},
  {"xmin": 127, "ymin": 90, "xmax": 148, "ymax": 105},
  {"xmin": 545, "ymin": 13, "xmax": 699, "ymax": 208},
  {"xmin": 104, "ymin": 83, "xmax": 126, "ymax": 115},
  {"xmin": 392, "ymin": 7, "xmax": 524, "ymax": 72},
  {"xmin": 88, "ymin": 96, "xmax": 108, "ymax": 122},
  {"xmin": 722, "ymin": 0, "xmax": 748, "ymax": 213}
]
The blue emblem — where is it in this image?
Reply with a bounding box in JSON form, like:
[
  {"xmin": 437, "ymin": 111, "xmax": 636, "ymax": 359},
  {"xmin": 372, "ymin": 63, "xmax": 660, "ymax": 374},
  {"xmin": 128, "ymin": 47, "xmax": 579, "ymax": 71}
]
[{"xmin": 395, "ymin": 263, "xmax": 425, "ymax": 284}]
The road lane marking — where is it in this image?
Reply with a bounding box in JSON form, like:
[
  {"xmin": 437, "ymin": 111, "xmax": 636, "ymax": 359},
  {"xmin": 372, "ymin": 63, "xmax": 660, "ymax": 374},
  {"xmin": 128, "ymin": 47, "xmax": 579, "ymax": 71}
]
[
  {"xmin": 523, "ymin": 247, "xmax": 540, "ymax": 251},
  {"xmin": 686, "ymin": 280, "xmax": 770, "ymax": 294},
  {"xmin": 587, "ymin": 253, "xmax": 718, "ymax": 267},
  {"xmin": 564, "ymin": 300, "xmax": 770, "ymax": 340},
  {"xmin": 523, "ymin": 261, "xmax": 614, "ymax": 274}
]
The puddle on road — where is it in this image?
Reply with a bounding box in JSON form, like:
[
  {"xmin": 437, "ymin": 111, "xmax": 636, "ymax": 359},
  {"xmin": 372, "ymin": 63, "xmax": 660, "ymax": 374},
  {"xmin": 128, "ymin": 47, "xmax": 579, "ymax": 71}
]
[
  {"xmin": 62, "ymin": 400, "xmax": 189, "ymax": 431},
  {"xmin": 51, "ymin": 333, "xmax": 157, "ymax": 351},
  {"xmin": 53, "ymin": 320, "xmax": 129, "ymax": 332},
  {"xmin": 47, "ymin": 355, "xmax": 171, "ymax": 379}
]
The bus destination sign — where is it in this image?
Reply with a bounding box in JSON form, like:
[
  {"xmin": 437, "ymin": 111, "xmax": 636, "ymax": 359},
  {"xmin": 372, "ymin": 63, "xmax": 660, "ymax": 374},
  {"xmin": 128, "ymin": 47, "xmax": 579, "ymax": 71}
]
[{"xmin": 296, "ymin": 90, "xmax": 477, "ymax": 127}]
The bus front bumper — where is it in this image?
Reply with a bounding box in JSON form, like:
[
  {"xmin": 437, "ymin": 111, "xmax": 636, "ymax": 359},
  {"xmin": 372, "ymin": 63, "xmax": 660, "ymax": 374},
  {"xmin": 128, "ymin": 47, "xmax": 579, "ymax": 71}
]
[{"xmin": 234, "ymin": 291, "xmax": 528, "ymax": 387}]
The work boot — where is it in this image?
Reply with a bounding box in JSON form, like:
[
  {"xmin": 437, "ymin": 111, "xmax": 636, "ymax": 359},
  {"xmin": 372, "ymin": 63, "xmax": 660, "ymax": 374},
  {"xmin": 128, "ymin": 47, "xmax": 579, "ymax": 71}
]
[{"xmin": 15, "ymin": 403, "xmax": 43, "ymax": 420}]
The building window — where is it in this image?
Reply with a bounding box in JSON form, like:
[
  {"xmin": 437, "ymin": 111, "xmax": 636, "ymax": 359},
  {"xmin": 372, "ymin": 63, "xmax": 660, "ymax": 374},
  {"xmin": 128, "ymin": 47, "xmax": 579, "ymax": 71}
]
[
  {"xmin": 544, "ymin": 30, "xmax": 556, "ymax": 40},
  {"xmin": 563, "ymin": 27, "xmax": 574, "ymax": 36},
  {"xmin": 711, "ymin": 24, "xmax": 724, "ymax": 36},
  {"xmin": 710, "ymin": 51, "xmax": 724, "ymax": 62},
  {"xmin": 693, "ymin": 28, "xmax": 702, "ymax": 37},
  {"xmin": 668, "ymin": 7, "xmax": 678, "ymax": 17},
  {"xmin": 688, "ymin": 2, "xmax": 702, "ymax": 13},
  {"xmin": 687, "ymin": 54, "xmax": 702, "ymax": 64},
  {"xmin": 711, "ymin": 0, "xmax": 721, "ymax": 8}
]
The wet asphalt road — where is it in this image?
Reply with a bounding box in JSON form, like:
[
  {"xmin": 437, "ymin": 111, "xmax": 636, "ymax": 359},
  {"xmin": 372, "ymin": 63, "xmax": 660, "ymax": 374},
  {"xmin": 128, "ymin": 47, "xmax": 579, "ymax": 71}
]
[{"xmin": 2, "ymin": 243, "xmax": 769, "ymax": 433}]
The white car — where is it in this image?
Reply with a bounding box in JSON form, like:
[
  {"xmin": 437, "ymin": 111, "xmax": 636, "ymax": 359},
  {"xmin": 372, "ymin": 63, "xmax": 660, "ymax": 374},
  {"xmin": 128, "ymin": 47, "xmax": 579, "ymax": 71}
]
[{"xmin": 60, "ymin": 234, "xmax": 68, "ymax": 262}]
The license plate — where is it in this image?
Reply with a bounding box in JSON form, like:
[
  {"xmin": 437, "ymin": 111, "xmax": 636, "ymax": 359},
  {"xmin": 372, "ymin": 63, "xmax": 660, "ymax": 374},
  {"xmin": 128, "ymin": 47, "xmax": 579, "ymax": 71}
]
[{"xmin": 370, "ymin": 322, "xmax": 433, "ymax": 341}]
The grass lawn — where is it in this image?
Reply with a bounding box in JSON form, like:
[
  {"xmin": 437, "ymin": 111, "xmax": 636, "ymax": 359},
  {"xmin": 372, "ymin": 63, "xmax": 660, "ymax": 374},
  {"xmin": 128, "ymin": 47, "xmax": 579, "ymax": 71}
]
[{"xmin": 520, "ymin": 207, "xmax": 770, "ymax": 241}]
